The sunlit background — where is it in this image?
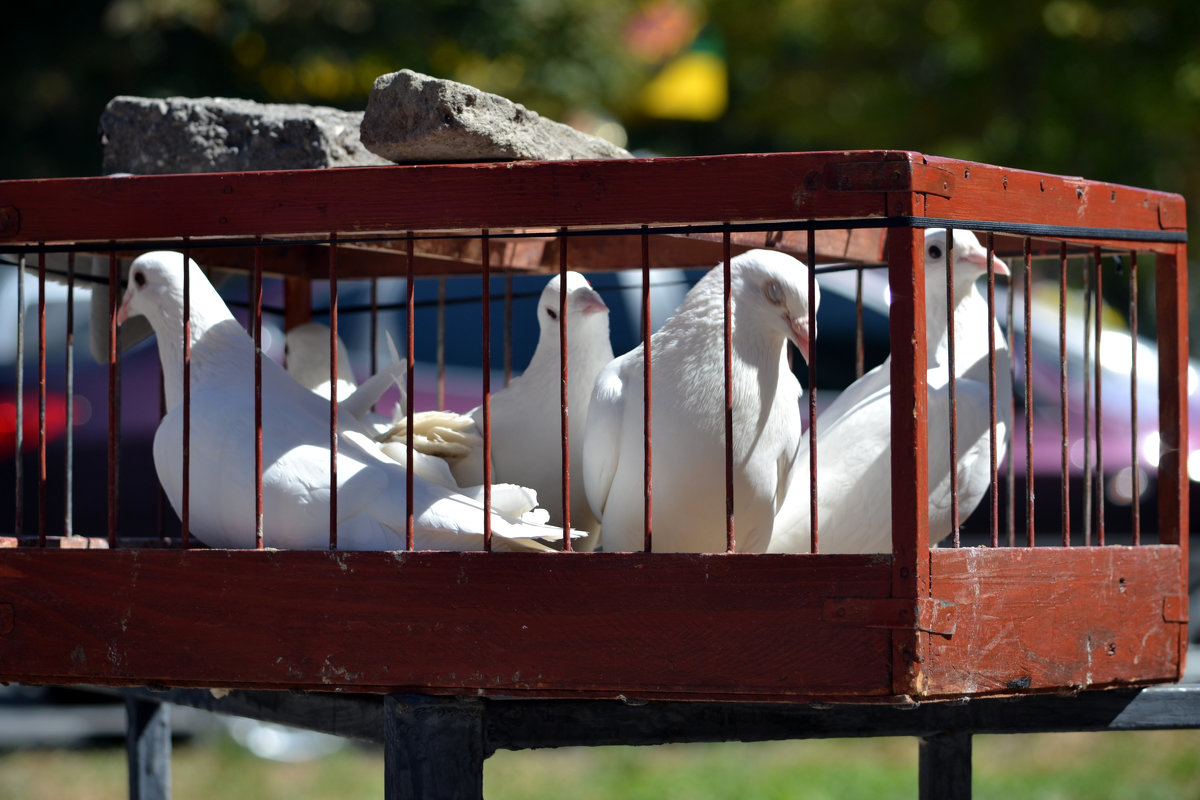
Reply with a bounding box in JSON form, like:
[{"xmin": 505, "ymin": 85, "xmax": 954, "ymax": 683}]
[{"xmin": 2, "ymin": 1, "xmax": 1200, "ymax": 792}]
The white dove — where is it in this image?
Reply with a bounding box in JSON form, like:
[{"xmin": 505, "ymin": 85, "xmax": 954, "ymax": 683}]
[
  {"xmin": 117, "ymin": 251, "xmax": 566, "ymax": 552},
  {"xmin": 382, "ymin": 271, "xmax": 614, "ymax": 546},
  {"xmin": 282, "ymin": 320, "xmax": 479, "ymax": 492},
  {"xmin": 583, "ymin": 249, "xmax": 817, "ymax": 554},
  {"xmin": 771, "ymin": 229, "xmax": 1011, "ymax": 553}
]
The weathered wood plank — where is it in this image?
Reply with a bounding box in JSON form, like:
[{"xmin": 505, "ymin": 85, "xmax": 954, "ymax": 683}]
[
  {"xmin": 0, "ymin": 152, "xmax": 900, "ymax": 245},
  {"xmin": 923, "ymin": 546, "xmax": 1184, "ymax": 697},
  {"xmin": 0, "ymin": 550, "xmax": 894, "ymax": 699},
  {"xmin": 922, "ymin": 155, "xmax": 1185, "ymax": 249}
]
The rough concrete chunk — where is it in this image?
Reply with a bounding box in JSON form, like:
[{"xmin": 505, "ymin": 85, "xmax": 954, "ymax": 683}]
[
  {"xmin": 361, "ymin": 70, "xmax": 631, "ymax": 163},
  {"xmin": 100, "ymin": 96, "xmax": 390, "ymax": 175}
]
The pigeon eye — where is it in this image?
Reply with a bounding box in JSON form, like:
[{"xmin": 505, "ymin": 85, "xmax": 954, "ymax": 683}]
[
  {"xmin": 545, "ymin": 307, "xmax": 558, "ymax": 321},
  {"xmin": 133, "ymin": 270, "xmax": 146, "ymax": 288},
  {"xmin": 928, "ymin": 245, "xmax": 943, "ymax": 261},
  {"xmin": 763, "ymin": 279, "xmax": 784, "ymax": 305}
]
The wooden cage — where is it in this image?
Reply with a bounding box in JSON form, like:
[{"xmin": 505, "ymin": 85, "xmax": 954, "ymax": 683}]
[{"xmin": 0, "ymin": 150, "xmax": 1189, "ymax": 704}]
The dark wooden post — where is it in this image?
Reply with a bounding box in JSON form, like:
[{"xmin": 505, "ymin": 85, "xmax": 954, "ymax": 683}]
[
  {"xmin": 385, "ymin": 695, "xmax": 486, "ymax": 800},
  {"xmin": 125, "ymin": 695, "xmax": 171, "ymax": 800},
  {"xmin": 919, "ymin": 732, "xmax": 971, "ymax": 800}
]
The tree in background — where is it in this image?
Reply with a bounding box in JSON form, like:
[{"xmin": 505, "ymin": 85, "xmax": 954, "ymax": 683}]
[{"xmin": 3, "ymin": 0, "xmax": 1197, "ymax": 335}]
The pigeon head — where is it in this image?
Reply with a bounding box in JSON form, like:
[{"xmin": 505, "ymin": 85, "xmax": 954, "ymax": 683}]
[
  {"xmin": 536, "ymin": 271, "xmax": 609, "ymax": 336},
  {"xmin": 284, "ymin": 321, "xmax": 357, "ymax": 393},
  {"xmin": 116, "ymin": 250, "xmax": 232, "ymax": 336},
  {"xmin": 924, "ymin": 229, "xmax": 1010, "ymax": 302},
  {"xmin": 731, "ymin": 249, "xmax": 819, "ymax": 363}
]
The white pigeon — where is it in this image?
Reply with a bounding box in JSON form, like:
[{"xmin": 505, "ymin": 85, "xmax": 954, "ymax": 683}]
[
  {"xmin": 381, "ymin": 271, "xmax": 614, "ymax": 546},
  {"xmin": 584, "ymin": 249, "xmax": 817, "ymax": 554},
  {"xmin": 284, "ymin": 321, "xmax": 359, "ymax": 404},
  {"xmin": 771, "ymin": 229, "xmax": 1011, "ymax": 553},
  {"xmin": 117, "ymin": 251, "xmax": 567, "ymax": 552},
  {"xmin": 282, "ymin": 320, "xmax": 478, "ymax": 492}
]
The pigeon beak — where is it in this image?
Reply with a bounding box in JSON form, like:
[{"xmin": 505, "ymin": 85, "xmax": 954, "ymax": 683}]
[
  {"xmin": 788, "ymin": 315, "xmax": 813, "ymax": 364},
  {"xmin": 116, "ymin": 294, "xmax": 132, "ymax": 325},
  {"xmin": 961, "ymin": 249, "xmax": 1011, "ymax": 278},
  {"xmin": 572, "ymin": 286, "xmax": 609, "ymax": 315},
  {"xmin": 991, "ymin": 253, "xmax": 1010, "ymax": 277}
]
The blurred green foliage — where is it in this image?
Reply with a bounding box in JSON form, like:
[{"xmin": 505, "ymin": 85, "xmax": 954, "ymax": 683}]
[{"xmin": 5, "ymin": 0, "xmax": 1200, "ymax": 198}]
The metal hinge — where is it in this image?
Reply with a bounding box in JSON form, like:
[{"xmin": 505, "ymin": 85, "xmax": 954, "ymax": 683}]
[
  {"xmin": 1158, "ymin": 199, "xmax": 1186, "ymax": 231},
  {"xmin": 1163, "ymin": 595, "xmax": 1189, "ymax": 623},
  {"xmin": 823, "ymin": 597, "xmax": 957, "ymax": 636}
]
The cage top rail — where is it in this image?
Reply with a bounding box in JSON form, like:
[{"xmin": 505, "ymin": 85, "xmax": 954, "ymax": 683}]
[{"xmin": 0, "ymin": 151, "xmax": 1185, "ymax": 252}]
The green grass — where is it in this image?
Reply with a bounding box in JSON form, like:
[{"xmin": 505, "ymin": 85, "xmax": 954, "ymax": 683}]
[{"xmin": 0, "ymin": 730, "xmax": 1198, "ymax": 799}]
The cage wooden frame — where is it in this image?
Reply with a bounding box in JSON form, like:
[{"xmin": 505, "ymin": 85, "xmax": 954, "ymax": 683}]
[{"xmin": 0, "ymin": 150, "xmax": 1188, "ymax": 703}]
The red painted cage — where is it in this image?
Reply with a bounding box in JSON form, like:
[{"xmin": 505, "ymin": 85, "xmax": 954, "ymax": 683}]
[{"xmin": 0, "ymin": 150, "xmax": 1189, "ymax": 702}]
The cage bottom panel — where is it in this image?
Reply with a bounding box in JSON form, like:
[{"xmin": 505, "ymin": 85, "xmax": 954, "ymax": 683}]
[
  {"xmin": 0, "ymin": 546, "xmax": 1183, "ymax": 702},
  {"xmin": 923, "ymin": 545, "xmax": 1186, "ymax": 698}
]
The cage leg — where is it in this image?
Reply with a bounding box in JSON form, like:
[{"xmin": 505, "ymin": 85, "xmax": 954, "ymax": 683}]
[
  {"xmin": 385, "ymin": 695, "xmax": 485, "ymax": 800},
  {"xmin": 125, "ymin": 695, "xmax": 171, "ymax": 800},
  {"xmin": 919, "ymin": 731, "xmax": 971, "ymax": 800}
]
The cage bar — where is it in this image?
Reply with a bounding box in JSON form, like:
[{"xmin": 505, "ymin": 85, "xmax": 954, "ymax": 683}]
[
  {"xmin": 641, "ymin": 227, "xmax": 653, "ymax": 553},
  {"xmin": 1059, "ymin": 241, "xmax": 1071, "ymax": 546},
  {"xmin": 1093, "ymin": 247, "xmax": 1105, "ymax": 545},
  {"xmin": 36, "ymin": 249, "xmax": 46, "ymax": 546},
  {"xmin": 986, "ymin": 232, "xmax": 1001, "ymax": 548}
]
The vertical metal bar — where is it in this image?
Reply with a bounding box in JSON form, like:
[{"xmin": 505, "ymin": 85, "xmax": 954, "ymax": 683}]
[
  {"xmin": 481, "ymin": 231, "xmax": 493, "ymax": 549},
  {"xmin": 369, "ymin": 277, "xmax": 379, "ymax": 381},
  {"xmin": 437, "ymin": 277, "xmax": 446, "ymax": 410},
  {"xmin": 157, "ymin": 362, "xmax": 167, "ymax": 541},
  {"xmin": 641, "ymin": 227, "xmax": 653, "ymax": 553},
  {"xmin": 64, "ymin": 253, "xmax": 75, "ymax": 537},
  {"xmin": 328, "ymin": 234, "xmax": 339, "ymax": 551},
  {"xmin": 1059, "ymin": 242, "xmax": 1071, "ymax": 546},
  {"xmin": 1081, "ymin": 256, "xmax": 1094, "ymax": 545},
  {"xmin": 1023, "ymin": 238, "xmax": 1034, "ymax": 547},
  {"xmin": 124, "ymin": 696, "xmax": 171, "ymax": 800},
  {"xmin": 558, "ymin": 228, "xmax": 572, "ymax": 548},
  {"xmin": 722, "ymin": 229, "xmax": 735, "ymax": 552},
  {"xmin": 253, "ymin": 242, "xmax": 265, "ymax": 550},
  {"xmin": 108, "ymin": 251, "xmax": 120, "ymax": 547},
  {"xmin": 807, "ymin": 228, "xmax": 819, "ymax": 554},
  {"xmin": 986, "ymin": 233, "xmax": 1000, "ymax": 548},
  {"xmin": 854, "ymin": 264, "xmax": 865, "ymax": 379},
  {"xmin": 1129, "ymin": 249, "xmax": 1140, "ymax": 545},
  {"xmin": 504, "ymin": 274, "xmax": 514, "ymax": 387},
  {"xmin": 946, "ymin": 229, "xmax": 960, "ymax": 547},
  {"xmin": 37, "ymin": 248, "xmax": 46, "ymax": 546},
  {"xmin": 1005, "ymin": 250, "xmax": 1016, "ymax": 548},
  {"xmin": 1093, "ymin": 247, "xmax": 1105, "ymax": 545},
  {"xmin": 406, "ymin": 234, "xmax": 416, "ymax": 550},
  {"xmin": 14, "ymin": 255, "xmax": 23, "ymax": 539},
  {"xmin": 180, "ymin": 247, "xmax": 191, "ymax": 549}
]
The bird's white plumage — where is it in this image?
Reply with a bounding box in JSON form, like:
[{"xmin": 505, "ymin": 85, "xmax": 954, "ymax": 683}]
[
  {"xmin": 584, "ymin": 249, "xmax": 817, "ymax": 553},
  {"xmin": 119, "ymin": 251, "xmax": 565, "ymax": 551},
  {"xmin": 382, "ymin": 271, "xmax": 614, "ymax": 545},
  {"xmin": 771, "ymin": 229, "xmax": 1011, "ymax": 553},
  {"xmin": 282, "ymin": 321, "xmax": 472, "ymax": 492}
]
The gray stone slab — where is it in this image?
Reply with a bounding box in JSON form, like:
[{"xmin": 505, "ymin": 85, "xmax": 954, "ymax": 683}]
[
  {"xmin": 100, "ymin": 96, "xmax": 389, "ymax": 175},
  {"xmin": 361, "ymin": 69, "xmax": 631, "ymax": 163}
]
